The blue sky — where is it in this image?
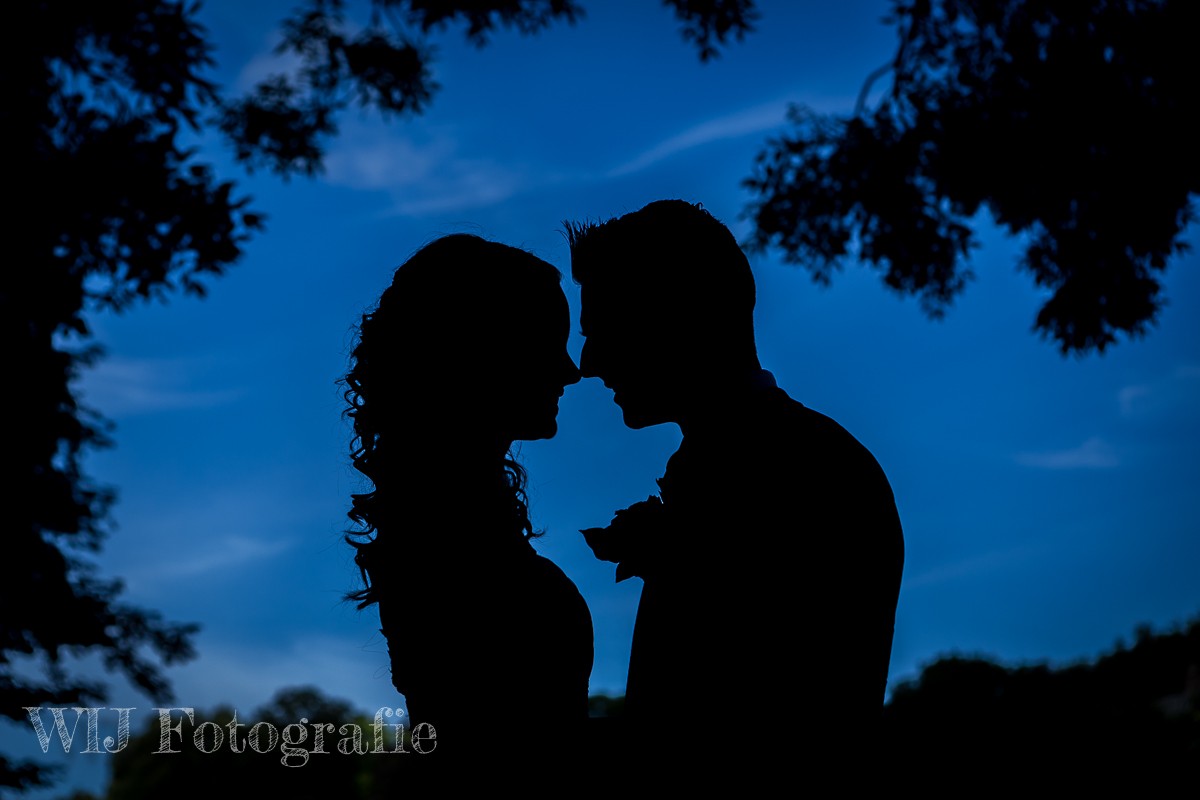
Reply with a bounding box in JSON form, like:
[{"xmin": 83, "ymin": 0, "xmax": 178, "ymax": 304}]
[{"xmin": 10, "ymin": 1, "xmax": 1200, "ymax": 793}]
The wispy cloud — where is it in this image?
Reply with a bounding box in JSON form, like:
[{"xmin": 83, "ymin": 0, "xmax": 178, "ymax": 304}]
[
  {"xmin": 323, "ymin": 135, "xmax": 455, "ymax": 191},
  {"xmin": 77, "ymin": 355, "xmax": 243, "ymax": 417},
  {"xmin": 233, "ymin": 46, "xmax": 304, "ymax": 94},
  {"xmin": 1118, "ymin": 384, "xmax": 1152, "ymax": 416},
  {"xmin": 386, "ymin": 163, "xmax": 527, "ymax": 217},
  {"xmin": 87, "ymin": 632, "xmax": 398, "ymax": 719},
  {"xmin": 905, "ymin": 544, "xmax": 1044, "ymax": 590},
  {"xmin": 227, "ymin": 23, "xmax": 534, "ymax": 218},
  {"xmin": 1117, "ymin": 363, "xmax": 1200, "ymax": 418},
  {"xmin": 141, "ymin": 535, "xmax": 294, "ymax": 580},
  {"xmin": 99, "ymin": 476, "xmax": 335, "ymax": 595},
  {"xmin": 321, "ymin": 121, "xmax": 532, "ymax": 217},
  {"xmin": 1177, "ymin": 364, "xmax": 1200, "ymax": 379},
  {"xmin": 607, "ymin": 100, "xmax": 793, "ymax": 178},
  {"xmin": 1015, "ymin": 437, "xmax": 1119, "ymax": 470}
]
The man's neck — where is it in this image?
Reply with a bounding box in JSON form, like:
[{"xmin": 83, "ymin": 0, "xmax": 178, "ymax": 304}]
[{"xmin": 677, "ymin": 367, "xmax": 778, "ymax": 437}]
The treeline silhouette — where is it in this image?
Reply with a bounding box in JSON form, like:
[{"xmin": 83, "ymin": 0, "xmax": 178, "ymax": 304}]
[
  {"xmin": 67, "ymin": 614, "xmax": 1196, "ymax": 796},
  {"xmin": 879, "ymin": 615, "xmax": 1199, "ymax": 786}
]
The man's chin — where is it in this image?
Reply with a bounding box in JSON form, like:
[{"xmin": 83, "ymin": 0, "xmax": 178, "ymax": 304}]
[{"xmin": 619, "ymin": 405, "xmax": 669, "ymax": 430}]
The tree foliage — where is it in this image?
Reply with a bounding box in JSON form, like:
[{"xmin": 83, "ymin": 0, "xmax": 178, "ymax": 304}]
[
  {"xmin": 663, "ymin": 0, "xmax": 758, "ymax": 62},
  {"xmin": 744, "ymin": 0, "xmax": 1198, "ymax": 353},
  {"xmin": 4, "ymin": 0, "xmax": 256, "ymax": 790},
  {"xmin": 881, "ymin": 614, "xmax": 1200, "ymax": 786},
  {"xmin": 216, "ymin": 0, "xmax": 756, "ymax": 176},
  {"xmin": 216, "ymin": 0, "xmax": 590, "ymax": 175}
]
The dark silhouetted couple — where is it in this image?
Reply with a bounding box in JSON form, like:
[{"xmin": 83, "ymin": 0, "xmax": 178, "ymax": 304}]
[{"xmin": 343, "ymin": 200, "xmax": 904, "ymax": 782}]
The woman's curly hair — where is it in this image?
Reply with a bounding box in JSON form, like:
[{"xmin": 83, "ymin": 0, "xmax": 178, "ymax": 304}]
[{"xmin": 342, "ymin": 234, "xmax": 562, "ymax": 608}]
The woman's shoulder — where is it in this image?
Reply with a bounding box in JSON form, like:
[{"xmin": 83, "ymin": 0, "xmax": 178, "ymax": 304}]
[{"xmin": 524, "ymin": 552, "xmax": 592, "ymax": 621}]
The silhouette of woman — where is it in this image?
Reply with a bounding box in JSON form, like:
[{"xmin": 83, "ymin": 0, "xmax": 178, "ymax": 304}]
[{"xmin": 343, "ymin": 234, "xmax": 592, "ymax": 764}]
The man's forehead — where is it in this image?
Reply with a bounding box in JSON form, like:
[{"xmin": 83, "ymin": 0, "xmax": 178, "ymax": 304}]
[
  {"xmin": 579, "ymin": 283, "xmax": 628, "ymax": 322},
  {"xmin": 580, "ymin": 285, "xmax": 666, "ymax": 337},
  {"xmin": 581, "ymin": 278, "xmax": 648, "ymax": 306}
]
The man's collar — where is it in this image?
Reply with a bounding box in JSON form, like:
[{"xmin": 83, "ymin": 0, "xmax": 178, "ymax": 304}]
[
  {"xmin": 677, "ymin": 368, "xmax": 781, "ymax": 436},
  {"xmin": 748, "ymin": 368, "xmax": 778, "ymax": 391}
]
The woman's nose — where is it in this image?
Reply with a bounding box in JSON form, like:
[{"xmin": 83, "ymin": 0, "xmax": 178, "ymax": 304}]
[{"xmin": 579, "ymin": 339, "xmax": 598, "ymax": 379}]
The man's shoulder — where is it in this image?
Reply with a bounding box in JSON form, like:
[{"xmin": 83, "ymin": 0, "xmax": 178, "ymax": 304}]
[
  {"xmin": 757, "ymin": 391, "xmax": 904, "ymax": 559},
  {"xmin": 673, "ymin": 385, "xmax": 894, "ymax": 496},
  {"xmin": 757, "ymin": 388, "xmax": 864, "ymax": 445},
  {"xmin": 750, "ymin": 389, "xmax": 892, "ymax": 483}
]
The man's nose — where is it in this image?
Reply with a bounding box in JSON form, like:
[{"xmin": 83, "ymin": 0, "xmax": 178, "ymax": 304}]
[{"xmin": 561, "ymin": 351, "xmax": 582, "ymax": 386}]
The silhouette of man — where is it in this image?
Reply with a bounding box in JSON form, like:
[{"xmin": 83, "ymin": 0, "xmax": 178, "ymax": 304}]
[{"xmin": 568, "ymin": 200, "xmax": 903, "ymax": 775}]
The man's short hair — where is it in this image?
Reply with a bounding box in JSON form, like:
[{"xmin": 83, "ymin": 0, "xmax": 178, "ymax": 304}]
[{"xmin": 564, "ymin": 200, "xmax": 756, "ymax": 328}]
